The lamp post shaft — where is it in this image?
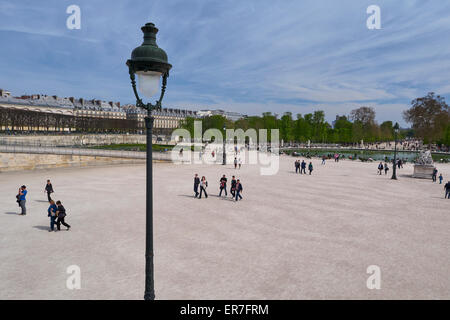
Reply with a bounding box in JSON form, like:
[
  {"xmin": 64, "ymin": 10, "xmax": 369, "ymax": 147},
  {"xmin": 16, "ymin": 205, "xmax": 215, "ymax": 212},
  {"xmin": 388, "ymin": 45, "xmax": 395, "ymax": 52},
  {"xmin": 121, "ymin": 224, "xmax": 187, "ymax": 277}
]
[
  {"xmin": 144, "ymin": 112, "xmax": 155, "ymax": 300},
  {"xmin": 391, "ymin": 131, "xmax": 398, "ymax": 180},
  {"xmin": 223, "ymin": 137, "xmax": 226, "ymax": 165}
]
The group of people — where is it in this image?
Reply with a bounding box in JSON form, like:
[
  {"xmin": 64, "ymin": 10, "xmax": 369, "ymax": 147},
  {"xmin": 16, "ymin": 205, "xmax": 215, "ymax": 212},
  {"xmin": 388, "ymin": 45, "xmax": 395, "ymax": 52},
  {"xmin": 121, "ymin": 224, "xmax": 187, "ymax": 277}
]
[
  {"xmin": 377, "ymin": 162, "xmax": 390, "ymax": 175},
  {"xmin": 15, "ymin": 180, "xmax": 71, "ymax": 232},
  {"xmin": 193, "ymin": 174, "xmax": 244, "ymax": 201},
  {"xmin": 294, "ymin": 160, "xmax": 313, "ymax": 175},
  {"xmin": 377, "ymin": 159, "xmax": 405, "ymax": 175}
]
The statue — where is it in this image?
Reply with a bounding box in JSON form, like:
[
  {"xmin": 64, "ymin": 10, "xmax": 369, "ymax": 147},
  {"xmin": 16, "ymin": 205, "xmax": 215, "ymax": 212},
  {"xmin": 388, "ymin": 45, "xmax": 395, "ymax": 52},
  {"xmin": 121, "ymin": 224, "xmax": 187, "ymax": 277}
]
[
  {"xmin": 415, "ymin": 150, "xmax": 433, "ymax": 165},
  {"xmin": 412, "ymin": 150, "xmax": 435, "ymax": 179}
]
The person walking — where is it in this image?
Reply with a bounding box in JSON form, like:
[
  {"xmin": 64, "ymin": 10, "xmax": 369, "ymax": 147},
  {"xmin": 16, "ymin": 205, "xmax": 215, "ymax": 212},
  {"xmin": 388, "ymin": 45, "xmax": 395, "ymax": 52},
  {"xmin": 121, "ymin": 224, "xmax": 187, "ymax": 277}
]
[
  {"xmin": 308, "ymin": 162, "xmax": 313, "ymax": 175},
  {"xmin": 219, "ymin": 175, "xmax": 228, "ymax": 197},
  {"xmin": 47, "ymin": 200, "xmax": 58, "ymax": 232},
  {"xmin": 18, "ymin": 185, "xmax": 27, "ymax": 215},
  {"xmin": 234, "ymin": 157, "xmax": 238, "ymax": 169},
  {"xmin": 322, "ymin": 155, "xmax": 326, "ymax": 165},
  {"xmin": 44, "ymin": 179, "xmax": 54, "ymax": 202},
  {"xmin": 384, "ymin": 162, "xmax": 389, "ymax": 175},
  {"xmin": 378, "ymin": 162, "xmax": 384, "ymax": 175},
  {"xmin": 445, "ymin": 181, "xmax": 450, "ymax": 199},
  {"xmin": 235, "ymin": 179, "xmax": 243, "ymax": 201},
  {"xmin": 432, "ymin": 168, "xmax": 438, "ymax": 182},
  {"xmin": 199, "ymin": 176, "xmax": 208, "ymax": 199},
  {"xmin": 55, "ymin": 200, "xmax": 71, "ymax": 231},
  {"xmin": 230, "ymin": 176, "xmax": 237, "ymax": 198},
  {"xmin": 295, "ymin": 160, "xmax": 300, "ymax": 173},
  {"xmin": 439, "ymin": 173, "xmax": 443, "ymax": 184},
  {"xmin": 238, "ymin": 158, "xmax": 242, "ymax": 169},
  {"xmin": 193, "ymin": 174, "xmax": 200, "ymax": 198},
  {"xmin": 301, "ymin": 160, "xmax": 306, "ymax": 174}
]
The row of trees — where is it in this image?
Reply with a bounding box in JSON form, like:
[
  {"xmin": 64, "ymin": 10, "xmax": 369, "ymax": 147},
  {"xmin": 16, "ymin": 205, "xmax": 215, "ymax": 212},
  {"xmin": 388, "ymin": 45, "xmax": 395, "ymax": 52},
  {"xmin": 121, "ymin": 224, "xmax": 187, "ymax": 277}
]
[
  {"xmin": 181, "ymin": 93, "xmax": 450, "ymax": 146},
  {"xmin": 0, "ymin": 106, "xmax": 141, "ymax": 134}
]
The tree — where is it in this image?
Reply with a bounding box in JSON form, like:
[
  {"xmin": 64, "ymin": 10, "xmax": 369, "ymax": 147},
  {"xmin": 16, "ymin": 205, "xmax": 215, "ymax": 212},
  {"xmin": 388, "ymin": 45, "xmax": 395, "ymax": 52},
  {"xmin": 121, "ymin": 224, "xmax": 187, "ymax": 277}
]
[
  {"xmin": 350, "ymin": 106, "xmax": 376, "ymax": 126},
  {"xmin": 403, "ymin": 92, "xmax": 450, "ymax": 146}
]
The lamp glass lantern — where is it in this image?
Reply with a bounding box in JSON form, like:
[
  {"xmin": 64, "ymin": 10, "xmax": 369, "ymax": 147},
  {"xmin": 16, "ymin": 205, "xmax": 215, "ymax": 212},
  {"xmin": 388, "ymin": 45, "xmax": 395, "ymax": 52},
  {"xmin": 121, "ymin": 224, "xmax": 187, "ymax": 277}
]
[{"xmin": 127, "ymin": 22, "xmax": 172, "ymax": 109}]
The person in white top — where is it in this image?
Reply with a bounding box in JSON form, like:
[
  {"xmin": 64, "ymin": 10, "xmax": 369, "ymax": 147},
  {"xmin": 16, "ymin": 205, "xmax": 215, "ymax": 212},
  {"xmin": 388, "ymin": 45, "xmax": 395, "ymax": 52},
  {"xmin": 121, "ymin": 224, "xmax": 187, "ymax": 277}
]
[{"xmin": 199, "ymin": 176, "xmax": 208, "ymax": 199}]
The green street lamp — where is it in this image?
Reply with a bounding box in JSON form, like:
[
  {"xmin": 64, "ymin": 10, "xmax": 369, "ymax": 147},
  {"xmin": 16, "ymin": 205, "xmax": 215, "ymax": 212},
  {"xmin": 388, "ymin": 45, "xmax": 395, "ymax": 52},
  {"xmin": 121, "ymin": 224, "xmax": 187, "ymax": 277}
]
[
  {"xmin": 126, "ymin": 22, "xmax": 172, "ymax": 301},
  {"xmin": 391, "ymin": 122, "xmax": 400, "ymax": 180}
]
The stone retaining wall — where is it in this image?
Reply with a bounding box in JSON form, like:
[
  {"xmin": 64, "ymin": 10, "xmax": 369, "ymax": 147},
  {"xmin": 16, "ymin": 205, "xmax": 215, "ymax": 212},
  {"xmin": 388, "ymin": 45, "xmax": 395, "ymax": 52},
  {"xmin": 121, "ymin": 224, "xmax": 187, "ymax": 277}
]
[{"xmin": 0, "ymin": 153, "xmax": 146, "ymax": 172}]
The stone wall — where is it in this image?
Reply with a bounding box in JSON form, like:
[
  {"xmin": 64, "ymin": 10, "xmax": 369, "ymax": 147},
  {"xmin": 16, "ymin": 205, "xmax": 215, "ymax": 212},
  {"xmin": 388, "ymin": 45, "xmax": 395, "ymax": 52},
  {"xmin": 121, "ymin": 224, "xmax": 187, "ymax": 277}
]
[
  {"xmin": 0, "ymin": 153, "xmax": 145, "ymax": 172},
  {"xmin": 0, "ymin": 134, "xmax": 166, "ymax": 147}
]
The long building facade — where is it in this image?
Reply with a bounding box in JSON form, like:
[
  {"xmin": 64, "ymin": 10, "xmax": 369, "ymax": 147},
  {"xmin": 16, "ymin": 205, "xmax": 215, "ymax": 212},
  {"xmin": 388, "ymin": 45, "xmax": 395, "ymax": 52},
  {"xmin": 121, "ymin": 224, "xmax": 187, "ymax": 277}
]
[{"xmin": 0, "ymin": 89, "xmax": 198, "ymax": 134}]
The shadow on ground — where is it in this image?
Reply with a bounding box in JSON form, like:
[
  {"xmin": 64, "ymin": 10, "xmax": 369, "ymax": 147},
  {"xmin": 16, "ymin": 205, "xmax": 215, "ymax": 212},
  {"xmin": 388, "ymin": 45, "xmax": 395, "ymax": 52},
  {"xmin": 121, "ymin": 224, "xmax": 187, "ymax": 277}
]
[{"xmin": 33, "ymin": 226, "xmax": 49, "ymax": 231}]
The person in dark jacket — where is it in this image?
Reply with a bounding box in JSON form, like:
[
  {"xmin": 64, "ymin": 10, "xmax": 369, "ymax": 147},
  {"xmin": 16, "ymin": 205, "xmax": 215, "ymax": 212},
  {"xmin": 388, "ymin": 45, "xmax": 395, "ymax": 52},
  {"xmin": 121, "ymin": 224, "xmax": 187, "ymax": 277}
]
[
  {"xmin": 444, "ymin": 181, "xmax": 450, "ymax": 199},
  {"xmin": 230, "ymin": 176, "xmax": 237, "ymax": 198},
  {"xmin": 295, "ymin": 160, "xmax": 300, "ymax": 173},
  {"xmin": 432, "ymin": 168, "xmax": 438, "ymax": 182},
  {"xmin": 308, "ymin": 162, "xmax": 313, "ymax": 175},
  {"xmin": 301, "ymin": 160, "xmax": 306, "ymax": 174},
  {"xmin": 44, "ymin": 179, "xmax": 54, "ymax": 202},
  {"xmin": 235, "ymin": 179, "xmax": 243, "ymax": 201},
  {"xmin": 219, "ymin": 175, "xmax": 228, "ymax": 197},
  {"xmin": 47, "ymin": 200, "xmax": 57, "ymax": 232},
  {"xmin": 193, "ymin": 174, "xmax": 200, "ymax": 198},
  {"xmin": 378, "ymin": 162, "xmax": 384, "ymax": 175},
  {"xmin": 55, "ymin": 200, "xmax": 71, "ymax": 231}
]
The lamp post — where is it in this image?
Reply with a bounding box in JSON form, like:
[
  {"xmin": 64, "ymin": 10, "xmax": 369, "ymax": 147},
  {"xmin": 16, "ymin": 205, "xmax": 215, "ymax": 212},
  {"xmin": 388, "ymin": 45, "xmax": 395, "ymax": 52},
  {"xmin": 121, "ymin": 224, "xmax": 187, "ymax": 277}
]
[
  {"xmin": 222, "ymin": 125, "xmax": 226, "ymax": 165},
  {"xmin": 391, "ymin": 122, "xmax": 400, "ymax": 180},
  {"xmin": 126, "ymin": 22, "xmax": 172, "ymax": 300}
]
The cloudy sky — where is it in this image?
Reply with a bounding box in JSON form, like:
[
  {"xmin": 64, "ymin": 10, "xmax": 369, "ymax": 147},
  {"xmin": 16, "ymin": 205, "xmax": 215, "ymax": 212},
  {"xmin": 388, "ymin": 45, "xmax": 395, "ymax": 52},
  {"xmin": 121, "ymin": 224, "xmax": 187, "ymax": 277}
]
[{"xmin": 1, "ymin": 0, "xmax": 450, "ymax": 125}]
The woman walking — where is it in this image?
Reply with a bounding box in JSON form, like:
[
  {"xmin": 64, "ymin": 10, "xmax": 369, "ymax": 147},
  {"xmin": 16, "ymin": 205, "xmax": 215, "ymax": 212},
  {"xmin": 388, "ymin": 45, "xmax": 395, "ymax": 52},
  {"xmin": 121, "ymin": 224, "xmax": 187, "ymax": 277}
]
[{"xmin": 199, "ymin": 176, "xmax": 208, "ymax": 199}]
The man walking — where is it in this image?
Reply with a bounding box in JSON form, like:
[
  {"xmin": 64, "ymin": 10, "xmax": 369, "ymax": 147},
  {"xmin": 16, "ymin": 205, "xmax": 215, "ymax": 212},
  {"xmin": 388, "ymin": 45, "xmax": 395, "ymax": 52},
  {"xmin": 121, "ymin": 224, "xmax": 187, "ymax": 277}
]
[
  {"xmin": 308, "ymin": 162, "xmax": 313, "ymax": 175},
  {"xmin": 301, "ymin": 160, "xmax": 306, "ymax": 174},
  {"xmin": 18, "ymin": 185, "xmax": 27, "ymax": 215},
  {"xmin": 295, "ymin": 160, "xmax": 300, "ymax": 173},
  {"xmin": 47, "ymin": 200, "xmax": 57, "ymax": 232},
  {"xmin": 230, "ymin": 176, "xmax": 237, "ymax": 198},
  {"xmin": 384, "ymin": 163, "xmax": 389, "ymax": 175},
  {"xmin": 44, "ymin": 179, "xmax": 54, "ymax": 202},
  {"xmin": 193, "ymin": 174, "xmax": 200, "ymax": 198},
  {"xmin": 444, "ymin": 181, "xmax": 450, "ymax": 199},
  {"xmin": 234, "ymin": 157, "xmax": 238, "ymax": 169},
  {"xmin": 55, "ymin": 200, "xmax": 71, "ymax": 231},
  {"xmin": 432, "ymin": 168, "xmax": 438, "ymax": 182},
  {"xmin": 235, "ymin": 179, "xmax": 243, "ymax": 201},
  {"xmin": 219, "ymin": 175, "xmax": 228, "ymax": 197},
  {"xmin": 378, "ymin": 162, "xmax": 384, "ymax": 175}
]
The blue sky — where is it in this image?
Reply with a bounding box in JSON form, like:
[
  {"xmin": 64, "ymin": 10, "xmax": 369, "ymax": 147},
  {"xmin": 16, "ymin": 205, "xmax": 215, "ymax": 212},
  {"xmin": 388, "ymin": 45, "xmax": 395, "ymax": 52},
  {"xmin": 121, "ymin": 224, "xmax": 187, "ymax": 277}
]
[{"xmin": 1, "ymin": 0, "xmax": 450, "ymax": 125}]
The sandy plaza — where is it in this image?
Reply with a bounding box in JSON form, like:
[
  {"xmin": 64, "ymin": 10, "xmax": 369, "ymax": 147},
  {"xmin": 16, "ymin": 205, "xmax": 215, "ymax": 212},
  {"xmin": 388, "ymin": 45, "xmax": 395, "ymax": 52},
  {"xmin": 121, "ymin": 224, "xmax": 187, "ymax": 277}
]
[{"xmin": 1, "ymin": 156, "xmax": 449, "ymax": 300}]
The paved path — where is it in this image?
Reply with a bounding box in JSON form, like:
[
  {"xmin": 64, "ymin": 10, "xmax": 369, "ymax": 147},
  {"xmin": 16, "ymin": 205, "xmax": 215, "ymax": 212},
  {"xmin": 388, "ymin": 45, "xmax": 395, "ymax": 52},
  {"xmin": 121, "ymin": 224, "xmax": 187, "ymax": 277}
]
[{"xmin": 0, "ymin": 157, "xmax": 449, "ymax": 299}]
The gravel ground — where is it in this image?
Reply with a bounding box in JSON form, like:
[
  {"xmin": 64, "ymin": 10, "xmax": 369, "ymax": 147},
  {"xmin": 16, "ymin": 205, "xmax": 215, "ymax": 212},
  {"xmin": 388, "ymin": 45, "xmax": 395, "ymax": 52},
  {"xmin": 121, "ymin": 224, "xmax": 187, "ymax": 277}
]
[{"xmin": 0, "ymin": 156, "xmax": 449, "ymax": 299}]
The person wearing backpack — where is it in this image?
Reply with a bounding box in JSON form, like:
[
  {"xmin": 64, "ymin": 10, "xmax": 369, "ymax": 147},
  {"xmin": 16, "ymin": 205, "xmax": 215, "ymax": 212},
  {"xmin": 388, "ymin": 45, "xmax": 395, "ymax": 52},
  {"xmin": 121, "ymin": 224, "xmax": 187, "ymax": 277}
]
[
  {"xmin": 55, "ymin": 200, "xmax": 71, "ymax": 231},
  {"xmin": 47, "ymin": 200, "xmax": 58, "ymax": 232}
]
